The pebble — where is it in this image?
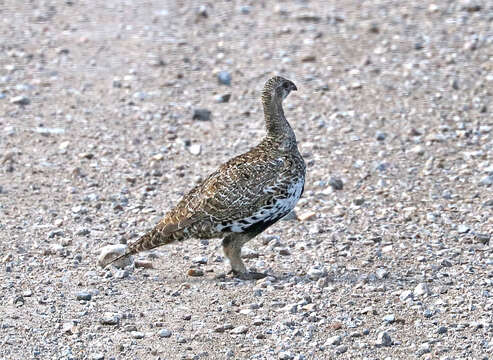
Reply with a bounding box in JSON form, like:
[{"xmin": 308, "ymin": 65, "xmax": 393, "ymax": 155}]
[
  {"xmin": 217, "ymin": 71, "xmax": 232, "ymax": 85},
  {"xmin": 335, "ymin": 345, "xmax": 348, "ymax": 354},
  {"xmin": 192, "ymin": 109, "xmax": 211, "ymax": 121},
  {"xmin": 479, "ymin": 175, "xmax": 493, "ymax": 186},
  {"xmin": 76, "ymin": 291, "xmax": 92, "ymax": 301},
  {"xmin": 239, "ymin": 5, "xmax": 251, "ymax": 15},
  {"xmin": 214, "ymin": 324, "xmax": 234, "ymax": 333},
  {"xmin": 231, "ymin": 325, "xmax": 248, "ymax": 334},
  {"xmin": 278, "ymin": 351, "xmax": 294, "ymax": 360},
  {"xmin": 90, "ymin": 354, "xmax": 104, "ymax": 360},
  {"xmin": 307, "ymin": 266, "xmax": 326, "ymax": 280},
  {"xmin": 383, "ymin": 314, "xmax": 395, "ymax": 323},
  {"xmin": 100, "ymin": 312, "xmax": 120, "ymax": 325},
  {"xmin": 328, "ymin": 177, "xmax": 344, "ymax": 190},
  {"xmin": 376, "ymin": 331, "xmax": 392, "ymax": 347},
  {"xmin": 416, "ymin": 343, "xmax": 431, "ymax": 356},
  {"xmin": 97, "ymin": 244, "xmax": 132, "ymax": 268},
  {"xmin": 414, "ymin": 283, "xmax": 431, "ymax": 297},
  {"xmin": 375, "ymin": 268, "xmax": 389, "ymax": 279},
  {"xmin": 61, "ymin": 321, "xmax": 76, "ymax": 334},
  {"xmin": 375, "ymin": 131, "xmax": 387, "ymax": 141},
  {"xmin": 187, "ymin": 269, "xmax": 204, "ymax": 277},
  {"xmin": 437, "ymin": 326, "xmax": 448, "ymax": 334},
  {"xmin": 475, "ymin": 233, "xmax": 490, "ymax": 244},
  {"xmin": 215, "ymin": 94, "xmax": 231, "ymax": 103},
  {"xmin": 192, "ymin": 256, "xmax": 208, "ymax": 264},
  {"xmin": 326, "ymin": 335, "xmax": 341, "ymax": 346},
  {"xmin": 131, "ymin": 331, "xmax": 145, "ymax": 339},
  {"xmin": 34, "ymin": 127, "xmax": 65, "ymax": 135},
  {"xmin": 409, "ymin": 145, "xmax": 425, "ymax": 156},
  {"xmin": 158, "ymin": 328, "xmax": 172, "ymax": 338},
  {"xmin": 457, "ymin": 224, "xmax": 470, "ymax": 233},
  {"xmin": 187, "ymin": 143, "xmax": 202, "ymax": 156},
  {"xmin": 297, "ymin": 211, "xmax": 316, "ymax": 222},
  {"xmin": 10, "ymin": 95, "xmax": 30, "ymax": 105}
]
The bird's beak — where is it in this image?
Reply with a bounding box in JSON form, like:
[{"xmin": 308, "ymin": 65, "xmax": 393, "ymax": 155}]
[{"xmin": 291, "ymin": 83, "xmax": 297, "ymax": 91}]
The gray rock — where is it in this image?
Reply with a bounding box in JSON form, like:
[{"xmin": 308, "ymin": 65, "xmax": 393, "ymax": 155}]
[
  {"xmin": 192, "ymin": 109, "xmax": 211, "ymax": 121},
  {"xmin": 335, "ymin": 345, "xmax": 347, "ymax": 354},
  {"xmin": 479, "ymin": 175, "xmax": 493, "ymax": 186},
  {"xmin": 231, "ymin": 325, "xmax": 248, "ymax": 334},
  {"xmin": 100, "ymin": 312, "xmax": 120, "ymax": 325},
  {"xmin": 187, "ymin": 143, "xmax": 202, "ymax": 156},
  {"xmin": 217, "ymin": 71, "xmax": 232, "ymax": 85},
  {"xmin": 375, "ymin": 162, "xmax": 390, "ymax": 172},
  {"xmin": 239, "ymin": 5, "xmax": 251, "ymax": 14},
  {"xmin": 328, "ymin": 177, "xmax": 344, "ymax": 190},
  {"xmin": 115, "ymin": 269, "xmax": 130, "ymax": 279},
  {"xmin": 34, "ymin": 127, "xmax": 65, "ymax": 135},
  {"xmin": 457, "ymin": 224, "xmax": 470, "ymax": 234},
  {"xmin": 375, "ymin": 131, "xmax": 387, "ymax": 141},
  {"xmin": 376, "ymin": 331, "xmax": 392, "ymax": 347},
  {"xmin": 375, "ymin": 268, "xmax": 389, "ymax": 279},
  {"xmin": 158, "ymin": 328, "xmax": 172, "ymax": 338},
  {"xmin": 423, "ymin": 309, "xmax": 434, "ymax": 318},
  {"xmin": 476, "ymin": 233, "xmax": 490, "ymax": 244},
  {"xmin": 192, "ymin": 256, "xmax": 208, "ymax": 264},
  {"xmin": 414, "ymin": 283, "xmax": 431, "ymax": 297},
  {"xmin": 278, "ymin": 351, "xmax": 294, "ymax": 360},
  {"xmin": 10, "ymin": 95, "xmax": 30, "ymax": 105},
  {"xmin": 215, "ymin": 94, "xmax": 231, "ymax": 103},
  {"xmin": 326, "ymin": 335, "xmax": 341, "ymax": 346},
  {"xmin": 214, "ymin": 323, "xmax": 234, "ymax": 333},
  {"xmin": 76, "ymin": 291, "xmax": 92, "ymax": 301},
  {"xmin": 90, "ymin": 354, "xmax": 104, "ymax": 360},
  {"xmin": 76, "ymin": 228, "xmax": 90, "ymax": 236},
  {"xmin": 416, "ymin": 342, "xmax": 431, "ymax": 356},
  {"xmin": 131, "ymin": 331, "xmax": 144, "ymax": 339},
  {"xmin": 124, "ymin": 325, "xmax": 137, "ymax": 332},
  {"xmin": 353, "ymin": 197, "xmax": 365, "ymax": 205},
  {"xmin": 437, "ymin": 326, "xmax": 447, "ymax": 334},
  {"xmin": 307, "ymin": 266, "xmax": 326, "ymax": 280},
  {"xmin": 383, "ymin": 314, "xmax": 395, "ymax": 323}
]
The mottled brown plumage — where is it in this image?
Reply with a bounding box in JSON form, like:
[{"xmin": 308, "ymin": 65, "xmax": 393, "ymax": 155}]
[{"xmin": 103, "ymin": 76, "xmax": 305, "ymax": 279}]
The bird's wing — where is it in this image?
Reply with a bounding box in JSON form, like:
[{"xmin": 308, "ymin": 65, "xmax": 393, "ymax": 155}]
[{"xmin": 162, "ymin": 150, "xmax": 297, "ymax": 230}]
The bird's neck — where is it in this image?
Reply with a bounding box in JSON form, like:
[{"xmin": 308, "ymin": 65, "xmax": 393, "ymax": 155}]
[{"xmin": 262, "ymin": 92, "xmax": 296, "ymax": 146}]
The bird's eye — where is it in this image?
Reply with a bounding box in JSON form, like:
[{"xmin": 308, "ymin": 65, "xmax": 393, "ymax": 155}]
[{"xmin": 282, "ymin": 82, "xmax": 290, "ymax": 89}]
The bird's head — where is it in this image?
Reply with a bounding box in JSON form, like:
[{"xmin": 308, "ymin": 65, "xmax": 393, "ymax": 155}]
[{"xmin": 263, "ymin": 76, "xmax": 297, "ymax": 102}]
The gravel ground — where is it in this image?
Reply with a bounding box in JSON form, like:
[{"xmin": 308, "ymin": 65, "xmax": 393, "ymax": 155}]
[{"xmin": 1, "ymin": 0, "xmax": 492, "ymax": 359}]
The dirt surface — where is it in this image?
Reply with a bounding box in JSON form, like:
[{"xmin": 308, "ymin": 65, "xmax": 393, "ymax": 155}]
[{"xmin": 1, "ymin": 1, "xmax": 492, "ymax": 359}]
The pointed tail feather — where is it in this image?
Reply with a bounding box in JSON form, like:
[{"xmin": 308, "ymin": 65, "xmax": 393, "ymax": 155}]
[{"xmin": 101, "ymin": 222, "xmax": 187, "ymax": 268}]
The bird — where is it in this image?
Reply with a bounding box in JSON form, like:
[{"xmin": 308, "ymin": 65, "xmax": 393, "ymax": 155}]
[{"xmin": 101, "ymin": 76, "xmax": 306, "ymax": 280}]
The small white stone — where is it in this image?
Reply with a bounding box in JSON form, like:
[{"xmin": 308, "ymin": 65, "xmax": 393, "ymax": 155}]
[
  {"xmin": 188, "ymin": 143, "xmax": 202, "ymax": 155},
  {"xmin": 97, "ymin": 244, "xmax": 132, "ymax": 268},
  {"xmin": 414, "ymin": 283, "xmax": 431, "ymax": 298},
  {"xmin": 100, "ymin": 312, "xmax": 120, "ymax": 325},
  {"xmin": 400, "ymin": 290, "xmax": 413, "ymax": 302},
  {"xmin": 326, "ymin": 335, "xmax": 341, "ymax": 346},
  {"xmin": 158, "ymin": 328, "xmax": 172, "ymax": 338},
  {"xmin": 231, "ymin": 325, "xmax": 248, "ymax": 334},
  {"xmin": 376, "ymin": 331, "xmax": 392, "ymax": 347}
]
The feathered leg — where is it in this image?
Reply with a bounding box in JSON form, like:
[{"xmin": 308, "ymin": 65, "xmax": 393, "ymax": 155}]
[{"xmin": 222, "ymin": 233, "xmax": 267, "ymax": 280}]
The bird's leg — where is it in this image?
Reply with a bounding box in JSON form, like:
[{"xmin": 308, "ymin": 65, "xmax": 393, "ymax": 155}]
[
  {"xmin": 222, "ymin": 234, "xmax": 247, "ymax": 274},
  {"xmin": 221, "ymin": 234, "xmax": 267, "ymax": 280}
]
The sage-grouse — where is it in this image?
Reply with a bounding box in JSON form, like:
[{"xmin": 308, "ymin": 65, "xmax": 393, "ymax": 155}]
[{"xmin": 102, "ymin": 76, "xmax": 305, "ymax": 280}]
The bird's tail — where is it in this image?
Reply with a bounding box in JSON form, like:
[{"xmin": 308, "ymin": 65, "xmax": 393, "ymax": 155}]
[{"xmin": 101, "ymin": 221, "xmax": 186, "ymax": 268}]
